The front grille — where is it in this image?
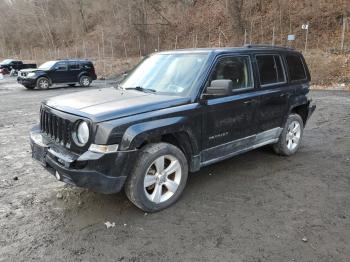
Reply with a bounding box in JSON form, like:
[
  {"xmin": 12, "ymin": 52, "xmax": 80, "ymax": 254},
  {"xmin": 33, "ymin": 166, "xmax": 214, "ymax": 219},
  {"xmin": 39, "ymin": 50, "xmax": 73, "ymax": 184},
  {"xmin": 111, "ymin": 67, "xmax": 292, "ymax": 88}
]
[{"xmin": 40, "ymin": 107, "xmax": 72, "ymax": 147}]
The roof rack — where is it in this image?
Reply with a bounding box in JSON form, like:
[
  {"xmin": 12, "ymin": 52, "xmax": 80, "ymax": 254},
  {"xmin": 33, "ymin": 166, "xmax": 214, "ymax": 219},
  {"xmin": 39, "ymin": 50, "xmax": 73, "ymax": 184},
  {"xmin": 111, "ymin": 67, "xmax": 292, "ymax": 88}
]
[{"xmin": 244, "ymin": 44, "xmax": 294, "ymax": 50}]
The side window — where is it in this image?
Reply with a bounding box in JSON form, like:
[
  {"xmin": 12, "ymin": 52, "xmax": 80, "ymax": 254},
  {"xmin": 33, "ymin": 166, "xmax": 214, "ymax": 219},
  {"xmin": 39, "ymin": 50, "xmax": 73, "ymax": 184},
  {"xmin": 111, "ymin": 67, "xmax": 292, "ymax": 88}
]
[
  {"xmin": 256, "ymin": 55, "xmax": 286, "ymax": 86},
  {"xmin": 68, "ymin": 61, "xmax": 80, "ymax": 71},
  {"xmin": 209, "ymin": 56, "xmax": 253, "ymax": 92},
  {"xmin": 82, "ymin": 63, "xmax": 92, "ymax": 69},
  {"xmin": 54, "ymin": 62, "xmax": 68, "ymax": 71},
  {"xmin": 286, "ymin": 55, "xmax": 307, "ymax": 81}
]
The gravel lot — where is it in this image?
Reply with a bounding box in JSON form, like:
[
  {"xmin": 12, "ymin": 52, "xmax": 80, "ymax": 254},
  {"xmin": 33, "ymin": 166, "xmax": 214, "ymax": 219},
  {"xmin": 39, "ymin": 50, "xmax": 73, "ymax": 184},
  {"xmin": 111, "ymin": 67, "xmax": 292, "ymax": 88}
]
[{"xmin": 0, "ymin": 77, "xmax": 349, "ymax": 262}]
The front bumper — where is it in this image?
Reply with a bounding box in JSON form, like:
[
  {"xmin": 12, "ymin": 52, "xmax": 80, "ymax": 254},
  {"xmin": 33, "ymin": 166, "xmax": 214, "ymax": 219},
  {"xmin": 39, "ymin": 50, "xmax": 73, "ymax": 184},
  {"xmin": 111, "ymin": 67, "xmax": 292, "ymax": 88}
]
[
  {"xmin": 30, "ymin": 126, "xmax": 136, "ymax": 194},
  {"xmin": 17, "ymin": 77, "xmax": 36, "ymax": 86}
]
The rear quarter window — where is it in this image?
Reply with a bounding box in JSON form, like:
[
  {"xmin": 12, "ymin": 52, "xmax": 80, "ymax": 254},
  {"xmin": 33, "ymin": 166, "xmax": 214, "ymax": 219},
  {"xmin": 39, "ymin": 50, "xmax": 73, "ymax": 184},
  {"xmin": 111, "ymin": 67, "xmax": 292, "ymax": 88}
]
[
  {"xmin": 82, "ymin": 62, "xmax": 93, "ymax": 69},
  {"xmin": 286, "ymin": 55, "xmax": 307, "ymax": 81}
]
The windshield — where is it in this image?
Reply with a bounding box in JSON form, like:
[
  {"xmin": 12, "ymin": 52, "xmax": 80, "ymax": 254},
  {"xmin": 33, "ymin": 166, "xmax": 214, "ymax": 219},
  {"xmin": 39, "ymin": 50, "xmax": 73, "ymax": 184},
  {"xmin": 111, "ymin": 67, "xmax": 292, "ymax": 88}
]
[
  {"xmin": 0, "ymin": 59, "xmax": 13, "ymax": 65},
  {"xmin": 120, "ymin": 53, "xmax": 209, "ymax": 96},
  {"xmin": 39, "ymin": 61, "xmax": 57, "ymax": 70}
]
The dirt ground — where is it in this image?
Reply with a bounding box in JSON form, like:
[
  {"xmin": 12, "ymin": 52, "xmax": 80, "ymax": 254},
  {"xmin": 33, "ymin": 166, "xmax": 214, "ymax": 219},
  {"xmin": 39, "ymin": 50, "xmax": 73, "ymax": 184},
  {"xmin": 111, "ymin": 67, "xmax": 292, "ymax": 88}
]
[{"xmin": 0, "ymin": 76, "xmax": 349, "ymax": 262}]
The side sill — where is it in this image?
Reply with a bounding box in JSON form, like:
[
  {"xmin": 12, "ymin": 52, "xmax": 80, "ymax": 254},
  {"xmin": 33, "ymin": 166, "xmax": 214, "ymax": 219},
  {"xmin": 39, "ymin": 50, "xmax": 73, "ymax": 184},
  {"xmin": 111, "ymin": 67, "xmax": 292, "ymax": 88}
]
[{"xmin": 201, "ymin": 138, "xmax": 278, "ymax": 167}]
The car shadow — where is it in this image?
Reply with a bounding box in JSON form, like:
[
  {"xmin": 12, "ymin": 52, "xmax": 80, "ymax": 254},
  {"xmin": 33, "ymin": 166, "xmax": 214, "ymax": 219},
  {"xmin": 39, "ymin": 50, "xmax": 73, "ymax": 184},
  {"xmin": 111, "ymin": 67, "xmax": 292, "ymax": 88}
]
[{"xmin": 56, "ymin": 145, "xmax": 284, "ymax": 229}]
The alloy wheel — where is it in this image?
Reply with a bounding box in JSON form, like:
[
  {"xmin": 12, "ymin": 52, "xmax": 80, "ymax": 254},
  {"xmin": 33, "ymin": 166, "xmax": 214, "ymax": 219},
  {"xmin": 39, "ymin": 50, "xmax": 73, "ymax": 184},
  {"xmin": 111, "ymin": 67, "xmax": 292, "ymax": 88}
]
[
  {"xmin": 286, "ymin": 120, "xmax": 301, "ymax": 151},
  {"xmin": 39, "ymin": 79, "xmax": 49, "ymax": 89},
  {"xmin": 143, "ymin": 154, "xmax": 182, "ymax": 204},
  {"xmin": 81, "ymin": 77, "xmax": 90, "ymax": 86}
]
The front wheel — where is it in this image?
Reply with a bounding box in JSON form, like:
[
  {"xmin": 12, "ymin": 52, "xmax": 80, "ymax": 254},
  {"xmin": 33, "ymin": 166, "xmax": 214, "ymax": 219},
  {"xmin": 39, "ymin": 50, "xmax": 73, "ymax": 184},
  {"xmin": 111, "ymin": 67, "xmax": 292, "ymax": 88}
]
[
  {"xmin": 125, "ymin": 143, "xmax": 188, "ymax": 212},
  {"xmin": 79, "ymin": 76, "xmax": 91, "ymax": 87},
  {"xmin": 273, "ymin": 114, "xmax": 304, "ymax": 156},
  {"xmin": 36, "ymin": 77, "xmax": 50, "ymax": 89}
]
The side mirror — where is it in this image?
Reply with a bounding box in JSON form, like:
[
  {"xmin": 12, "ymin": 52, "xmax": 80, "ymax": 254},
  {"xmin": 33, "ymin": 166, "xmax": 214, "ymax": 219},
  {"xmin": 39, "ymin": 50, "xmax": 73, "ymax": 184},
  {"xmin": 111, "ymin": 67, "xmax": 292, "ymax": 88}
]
[{"xmin": 204, "ymin": 80, "xmax": 233, "ymax": 97}]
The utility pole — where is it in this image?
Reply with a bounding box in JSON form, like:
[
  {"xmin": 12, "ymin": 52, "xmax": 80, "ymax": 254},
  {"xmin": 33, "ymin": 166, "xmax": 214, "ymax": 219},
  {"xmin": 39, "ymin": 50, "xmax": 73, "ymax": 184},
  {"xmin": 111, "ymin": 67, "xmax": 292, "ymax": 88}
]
[
  {"xmin": 302, "ymin": 22, "xmax": 309, "ymax": 53},
  {"xmin": 341, "ymin": 16, "xmax": 347, "ymax": 53}
]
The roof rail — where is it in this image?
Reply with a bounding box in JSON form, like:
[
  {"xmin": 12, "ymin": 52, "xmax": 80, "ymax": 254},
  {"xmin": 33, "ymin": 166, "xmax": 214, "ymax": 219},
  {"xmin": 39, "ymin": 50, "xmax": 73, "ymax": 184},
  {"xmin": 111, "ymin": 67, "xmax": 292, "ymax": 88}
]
[{"xmin": 244, "ymin": 44, "xmax": 294, "ymax": 50}]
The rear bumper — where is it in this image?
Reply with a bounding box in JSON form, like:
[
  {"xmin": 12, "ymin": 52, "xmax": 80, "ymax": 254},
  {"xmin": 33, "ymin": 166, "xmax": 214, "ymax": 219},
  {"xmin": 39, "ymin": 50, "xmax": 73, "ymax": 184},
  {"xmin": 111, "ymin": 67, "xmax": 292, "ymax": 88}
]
[{"xmin": 30, "ymin": 126, "xmax": 137, "ymax": 194}]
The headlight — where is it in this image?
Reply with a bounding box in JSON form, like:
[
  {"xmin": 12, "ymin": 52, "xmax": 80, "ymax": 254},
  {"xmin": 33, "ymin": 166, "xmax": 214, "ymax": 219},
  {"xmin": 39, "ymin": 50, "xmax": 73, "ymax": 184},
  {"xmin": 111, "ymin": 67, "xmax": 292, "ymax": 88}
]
[
  {"xmin": 27, "ymin": 72, "xmax": 36, "ymax": 77},
  {"xmin": 75, "ymin": 121, "xmax": 90, "ymax": 145}
]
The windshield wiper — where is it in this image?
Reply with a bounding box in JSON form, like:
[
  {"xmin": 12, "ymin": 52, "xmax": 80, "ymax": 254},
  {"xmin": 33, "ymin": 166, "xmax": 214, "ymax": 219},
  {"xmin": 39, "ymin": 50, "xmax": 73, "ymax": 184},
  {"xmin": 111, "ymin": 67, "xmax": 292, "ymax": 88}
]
[{"xmin": 125, "ymin": 86, "xmax": 156, "ymax": 93}]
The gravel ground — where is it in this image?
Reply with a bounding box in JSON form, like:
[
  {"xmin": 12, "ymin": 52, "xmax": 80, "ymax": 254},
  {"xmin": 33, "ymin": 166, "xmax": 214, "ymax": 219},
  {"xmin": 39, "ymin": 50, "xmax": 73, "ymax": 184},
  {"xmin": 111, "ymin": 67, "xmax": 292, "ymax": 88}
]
[{"xmin": 0, "ymin": 77, "xmax": 349, "ymax": 262}]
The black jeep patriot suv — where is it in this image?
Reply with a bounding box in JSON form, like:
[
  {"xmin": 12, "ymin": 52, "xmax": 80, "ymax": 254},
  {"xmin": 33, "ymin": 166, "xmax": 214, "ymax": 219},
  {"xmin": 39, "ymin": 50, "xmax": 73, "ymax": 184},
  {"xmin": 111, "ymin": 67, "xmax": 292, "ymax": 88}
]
[
  {"xmin": 30, "ymin": 45, "xmax": 315, "ymax": 212},
  {"xmin": 18, "ymin": 59, "xmax": 97, "ymax": 89}
]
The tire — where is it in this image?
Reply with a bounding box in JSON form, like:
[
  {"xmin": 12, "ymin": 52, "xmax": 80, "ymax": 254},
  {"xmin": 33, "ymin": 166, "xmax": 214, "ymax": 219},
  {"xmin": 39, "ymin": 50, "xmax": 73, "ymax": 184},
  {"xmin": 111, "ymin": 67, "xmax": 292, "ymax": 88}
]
[
  {"xmin": 79, "ymin": 76, "xmax": 91, "ymax": 87},
  {"xmin": 36, "ymin": 77, "xmax": 50, "ymax": 89},
  {"xmin": 125, "ymin": 143, "xmax": 188, "ymax": 212},
  {"xmin": 273, "ymin": 114, "xmax": 304, "ymax": 156},
  {"xmin": 24, "ymin": 85, "xmax": 35, "ymax": 90},
  {"xmin": 68, "ymin": 84, "xmax": 76, "ymax": 87}
]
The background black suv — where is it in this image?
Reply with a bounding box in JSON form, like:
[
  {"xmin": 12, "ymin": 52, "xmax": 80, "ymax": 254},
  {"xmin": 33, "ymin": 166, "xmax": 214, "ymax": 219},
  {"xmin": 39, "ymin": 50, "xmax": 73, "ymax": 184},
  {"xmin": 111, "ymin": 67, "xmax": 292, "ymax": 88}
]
[{"xmin": 17, "ymin": 59, "xmax": 97, "ymax": 89}]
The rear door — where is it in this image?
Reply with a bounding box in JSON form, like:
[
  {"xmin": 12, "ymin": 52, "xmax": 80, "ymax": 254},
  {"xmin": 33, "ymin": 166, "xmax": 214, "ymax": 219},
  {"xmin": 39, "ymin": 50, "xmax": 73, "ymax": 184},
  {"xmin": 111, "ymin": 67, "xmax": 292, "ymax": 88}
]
[
  {"xmin": 254, "ymin": 54, "xmax": 292, "ymax": 131},
  {"xmin": 68, "ymin": 61, "xmax": 81, "ymax": 82}
]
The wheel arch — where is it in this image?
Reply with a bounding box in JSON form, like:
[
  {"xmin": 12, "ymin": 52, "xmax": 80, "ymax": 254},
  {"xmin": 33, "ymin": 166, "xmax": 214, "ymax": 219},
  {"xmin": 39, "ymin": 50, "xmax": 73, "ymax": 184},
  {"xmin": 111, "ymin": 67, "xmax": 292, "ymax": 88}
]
[
  {"xmin": 119, "ymin": 117, "xmax": 200, "ymax": 171},
  {"xmin": 290, "ymin": 103, "xmax": 309, "ymax": 125},
  {"xmin": 78, "ymin": 71, "xmax": 91, "ymax": 80},
  {"xmin": 36, "ymin": 75, "xmax": 52, "ymax": 86}
]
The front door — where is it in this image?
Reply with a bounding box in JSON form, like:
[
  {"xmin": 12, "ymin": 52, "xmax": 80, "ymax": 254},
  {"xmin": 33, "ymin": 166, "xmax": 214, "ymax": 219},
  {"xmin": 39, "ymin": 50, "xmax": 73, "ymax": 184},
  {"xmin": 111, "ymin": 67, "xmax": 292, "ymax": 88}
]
[
  {"xmin": 50, "ymin": 61, "xmax": 69, "ymax": 83},
  {"xmin": 201, "ymin": 55, "xmax": 258, "ymax": 164}
]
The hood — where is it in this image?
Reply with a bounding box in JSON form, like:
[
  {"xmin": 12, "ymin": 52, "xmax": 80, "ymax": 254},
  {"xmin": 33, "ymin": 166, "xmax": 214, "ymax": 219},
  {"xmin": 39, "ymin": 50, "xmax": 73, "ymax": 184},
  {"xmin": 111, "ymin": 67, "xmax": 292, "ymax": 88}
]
[
  {"xmin": 20, "ymin": 68, "xmax": 40, "ymax": 73},
  {"xmin": 44, "ymin": 87, "xmax": 190, "ymax": 122}
]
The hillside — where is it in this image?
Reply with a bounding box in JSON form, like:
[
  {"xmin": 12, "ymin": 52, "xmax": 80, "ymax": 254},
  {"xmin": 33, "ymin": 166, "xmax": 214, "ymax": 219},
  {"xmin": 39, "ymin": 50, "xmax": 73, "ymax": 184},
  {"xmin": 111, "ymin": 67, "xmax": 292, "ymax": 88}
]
[{"xmin": 0, "ymin": 0, "xmax": 349, "ymax": 84}]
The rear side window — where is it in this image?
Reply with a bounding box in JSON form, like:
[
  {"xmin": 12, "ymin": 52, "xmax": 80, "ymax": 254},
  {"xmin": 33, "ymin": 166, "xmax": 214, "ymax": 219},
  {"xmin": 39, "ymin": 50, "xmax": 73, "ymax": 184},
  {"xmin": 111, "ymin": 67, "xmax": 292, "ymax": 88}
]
[
  {"xmin": 69, "ymin": 61, "xmax": 80, "ymax": 70},
  {"xmin": 256, "ymin": 55, "xmax": 286, "ymax": 86},
  {"xmin": 286, "ymin": 55, "xmax": 307, "ymax": 81},
  {"xmin": 82, "ymin": 62, "xmax": 93, "ymax": 69}
]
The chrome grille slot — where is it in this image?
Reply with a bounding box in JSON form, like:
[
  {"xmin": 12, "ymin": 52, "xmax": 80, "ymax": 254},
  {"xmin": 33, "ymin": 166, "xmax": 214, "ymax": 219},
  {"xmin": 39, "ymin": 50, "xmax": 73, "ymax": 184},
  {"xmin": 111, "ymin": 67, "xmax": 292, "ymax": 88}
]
[{"xmin": 40, "ymin": 107, "xmax": 72, "ymax": 147}]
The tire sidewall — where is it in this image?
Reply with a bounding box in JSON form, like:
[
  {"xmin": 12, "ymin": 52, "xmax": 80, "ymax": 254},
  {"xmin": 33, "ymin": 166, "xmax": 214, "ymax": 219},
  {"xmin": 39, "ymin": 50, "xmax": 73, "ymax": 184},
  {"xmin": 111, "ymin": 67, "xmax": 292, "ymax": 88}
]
[
  {"xmin": 279, "ymin": 114, "xmax": 304, "ymax": 156},
  {"xmin": 128, "ymin": 143, "xmax": 188, "ymax": 212}
]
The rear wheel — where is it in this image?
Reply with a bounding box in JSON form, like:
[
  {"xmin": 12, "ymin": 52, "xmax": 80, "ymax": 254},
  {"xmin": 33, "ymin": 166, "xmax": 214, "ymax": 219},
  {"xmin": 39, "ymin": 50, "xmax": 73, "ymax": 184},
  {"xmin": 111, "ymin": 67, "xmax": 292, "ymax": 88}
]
[
  {"xmin": 125, "ymin": 143, "xmax": 188, "ymax": 212},
  {"xmin": 273, "ymin": 114, "xmax": 304, "ymax": 156},
  {"xmin": 36, "ymin": 77, "xmax": 50, "ymax": 89},
  {"xmin": 79, "ymin": 76, "xmax": 91, "ymax": 87}
]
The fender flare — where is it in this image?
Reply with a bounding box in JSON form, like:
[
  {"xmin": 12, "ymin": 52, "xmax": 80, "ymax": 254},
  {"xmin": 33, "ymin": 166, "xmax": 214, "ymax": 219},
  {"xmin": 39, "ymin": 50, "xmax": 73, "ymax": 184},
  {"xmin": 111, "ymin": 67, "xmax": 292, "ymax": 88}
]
[
  {"xmin": 119, "ymin": 116, "xmax": 199, "ymax": 154},
  {"xmin": 78, "ymin": 71, "xmax": 90, "ymax": 81}
]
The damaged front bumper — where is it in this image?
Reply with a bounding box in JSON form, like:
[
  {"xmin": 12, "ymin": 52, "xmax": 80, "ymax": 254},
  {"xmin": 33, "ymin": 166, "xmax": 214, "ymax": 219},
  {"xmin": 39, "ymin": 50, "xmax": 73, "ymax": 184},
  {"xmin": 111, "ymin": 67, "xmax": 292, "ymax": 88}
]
[{"xmin": 30, "ymin": 126, "xmax": 137, "ymax": 194}]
